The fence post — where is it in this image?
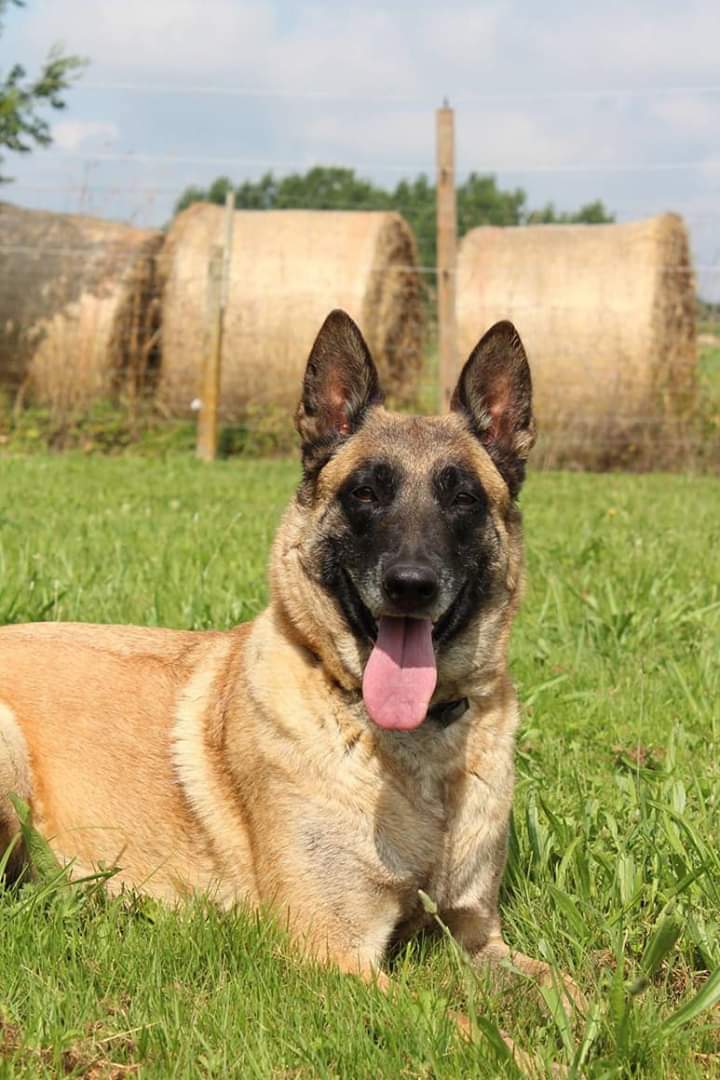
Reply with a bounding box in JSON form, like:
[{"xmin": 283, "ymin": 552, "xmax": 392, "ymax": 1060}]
[
  {"xmin": 197, "ymin": 189, "xmax": 235, "ymax": 461},
  {"xmin": 436, "ymin": 101, "xmax": 458, "ymax": 412}
]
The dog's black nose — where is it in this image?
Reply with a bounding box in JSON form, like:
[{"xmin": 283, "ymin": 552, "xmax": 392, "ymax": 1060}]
[{"xmin": 382, "ymin": 562, "xmax": 439, "ymax": 612}]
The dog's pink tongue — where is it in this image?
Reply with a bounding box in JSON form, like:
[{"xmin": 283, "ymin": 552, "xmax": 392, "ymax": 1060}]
[{"xmin": 362, "ymin": 616, "xmax": 437, "ymax": 731}]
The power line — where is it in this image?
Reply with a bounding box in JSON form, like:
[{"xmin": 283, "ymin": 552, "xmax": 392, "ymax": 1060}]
[
  {"xmin": 9, "ymin": 182, "xmax": 720, "ymax": 222},
  {"xmin": 46, "ymin": 150, "xmax": 720, "ymax": 175},
  {"xmin": 79, "ymin": 80, "xmax": 720, "ymax": 105}
]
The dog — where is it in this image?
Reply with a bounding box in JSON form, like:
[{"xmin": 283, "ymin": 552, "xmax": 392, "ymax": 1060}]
[{"xmin": 1, "ymin": 309, "xmax": 560, "ymax": 1000}]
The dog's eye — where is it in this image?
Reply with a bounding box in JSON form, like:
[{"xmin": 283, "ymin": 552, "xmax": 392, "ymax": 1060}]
[
  {"xmin": 353, "ymin": 486, "xmax": 377, "ymax": 503},
  {"xmin": 453, "ymin": 491, "xmax": 477, "ymax": 508}
]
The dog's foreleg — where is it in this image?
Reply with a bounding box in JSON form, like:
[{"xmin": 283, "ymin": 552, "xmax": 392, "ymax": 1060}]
[{"xmin": 280, "ymin": 888, "xmax": 398, "ymax": 990}]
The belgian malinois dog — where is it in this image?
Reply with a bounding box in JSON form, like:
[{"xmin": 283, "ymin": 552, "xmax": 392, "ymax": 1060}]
[{"xmin": 0, "ymin": 310, "xmax": 562, "ymax": 1002}]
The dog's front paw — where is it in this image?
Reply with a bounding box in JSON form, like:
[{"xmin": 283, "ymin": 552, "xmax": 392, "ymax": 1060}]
[{"xmin": 473, "ymin": 939, "xmax": 587, "ymax": 1018}]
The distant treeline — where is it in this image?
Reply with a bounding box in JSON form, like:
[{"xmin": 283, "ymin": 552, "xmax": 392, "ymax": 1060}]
[
  {"xmin": 175, "ymin": 167, "xmax": 614, "ymax": 273},
  {"xmin": 697, "ymin": 298, "xmax": 720, "ymax": 323}
]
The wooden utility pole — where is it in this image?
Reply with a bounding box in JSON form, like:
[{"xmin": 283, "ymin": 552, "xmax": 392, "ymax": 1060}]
[
  {"xmin": 197, "ymin": 188, "xmax": 235, "ymax": 461},
  {"xmin": 436, "ymin": 102, "xmax": 458, "ymax": 411}
]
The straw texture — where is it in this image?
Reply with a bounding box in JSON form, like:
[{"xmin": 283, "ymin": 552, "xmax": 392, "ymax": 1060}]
[
  {"xmin": 0, "ymin": 202, "xmax": 162, "ymax": 417},
  {"xmin": 158, "ymin": 206, "xmax": 424, "ymax": 418},
  {"xmin": 457, "ymin": 214, "xmax": 696, "ymax": 463}
]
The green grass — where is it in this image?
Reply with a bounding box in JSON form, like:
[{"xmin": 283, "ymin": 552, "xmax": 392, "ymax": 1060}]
[
  {"xmin": 699, "ymin": 337, "xmax": 720, "ymax": 429},
  {"xmin": 1, "ymin": 456, "xmax": 719, "ymax": 1077}
]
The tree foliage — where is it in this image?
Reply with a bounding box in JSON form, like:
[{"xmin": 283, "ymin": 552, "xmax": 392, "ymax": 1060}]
[
  {"xmin": 0, "ymin": 0, "xmax": 86, "ymax": 181},
  {"xmin": 175, "ymin": 167, "xmax": 614, "ymax": 271},
  {"xmin": 526, "ymin": 198, "xmax": 615, "ymax": 225}
]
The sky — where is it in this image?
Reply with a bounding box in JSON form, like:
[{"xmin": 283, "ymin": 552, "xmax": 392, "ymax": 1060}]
[{"xmin": 3, "ymin": 0, "xmax": 720, "ymax": 298}]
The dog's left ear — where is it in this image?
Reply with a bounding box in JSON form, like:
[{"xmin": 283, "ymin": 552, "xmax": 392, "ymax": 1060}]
[
  {"xmin": 451, "ymin": 320, "xmax": 535, "ymax": 497},
  {"xmin": 296, "ymin": 310, "xmax": 383, "ymax": 465}
]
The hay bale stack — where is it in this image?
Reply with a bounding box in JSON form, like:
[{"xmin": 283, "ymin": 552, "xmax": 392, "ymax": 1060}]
[
  {"xmin": 457, "ymin": 214, "xmax": 696, "ymax": 463},
  {"xmin": 158, "ymin": 206, "xmax": 424, "ymax": 418},
  {"xmin": 0, "ymin": 202, "xmax": 162, "ymax": 416}
]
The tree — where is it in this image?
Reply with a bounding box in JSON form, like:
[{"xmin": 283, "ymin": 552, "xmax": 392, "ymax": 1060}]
[
  {"xmin": 390, "ymin": 175, "xmax": 434, "ymax": 269},
  {"xmin": 525, "ymin": 198, "xmax": 614, "ymax": 225},
  {"xmin": 0, "ymin": 0, "xmax": 85, "ymax": 182},
  {"xmin": 458, "ymin": 172, "xmax": 527, "ymax": 229}
]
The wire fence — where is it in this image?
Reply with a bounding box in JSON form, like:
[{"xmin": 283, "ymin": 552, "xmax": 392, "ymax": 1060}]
[{"xmin": 0, "ymin": 92, "xmax": 719, "ymax": 469}]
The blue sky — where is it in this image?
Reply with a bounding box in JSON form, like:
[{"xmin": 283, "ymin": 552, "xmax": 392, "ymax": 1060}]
[{"xmin": 3, "ymin": 0, "xmax": 720, "ymax": 297}]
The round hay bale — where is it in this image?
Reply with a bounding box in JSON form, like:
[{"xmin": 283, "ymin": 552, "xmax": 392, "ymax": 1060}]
[
  {"xmin": 158, "ymin": 206, "xmax": 424, "ymax": 419},
  {"xmin": 0, "ymin": 202, "xmax": 162, "ymax": 417},
  {"xmin": 457, "ymin": 214, "xmax": 696, "ymax": 464}
]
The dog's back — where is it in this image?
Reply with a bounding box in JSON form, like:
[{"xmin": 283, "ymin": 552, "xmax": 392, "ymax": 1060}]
[{"xmin": 0, "ymin": 621, "xmax": 252, "ymax": 898}]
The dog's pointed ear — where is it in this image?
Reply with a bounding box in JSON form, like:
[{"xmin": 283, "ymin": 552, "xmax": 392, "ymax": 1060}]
[
  {"xmin": 295, "ymin": 309, "xmax": 383, "ymax": 458},
  {"xmin": 451, "ymin": 321, "xmax": 535, "ymax": 497}
]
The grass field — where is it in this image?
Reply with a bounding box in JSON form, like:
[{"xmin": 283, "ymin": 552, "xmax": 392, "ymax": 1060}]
[{"xmin": 1, "ymin": 455, "xmax": 719, "ymax": 1077}]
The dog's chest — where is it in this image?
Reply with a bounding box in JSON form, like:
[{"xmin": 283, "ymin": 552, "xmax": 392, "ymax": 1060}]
[
  {"xmin": 305, "ymin": 749, "xmax": 502, "ymax": 910},
  {"xmin": 292, "ymin": 753, "xmax": 448, "ymax": 900},
  {"xmin": 373, "ymin": 748, "xmax": 513, "ymax": 918},
  {"xmin": 274, "ymin": 693, "xmax": 514, "ymax": 925},
  {"xmin": 373, "ymin": 773, "xmax": 449, "ymax": 888}
]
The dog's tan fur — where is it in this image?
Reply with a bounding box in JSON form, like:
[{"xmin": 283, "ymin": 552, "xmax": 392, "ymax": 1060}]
[{"xmin": 0, "ymin": 314, "xmax": 564, "ymax": 1001}]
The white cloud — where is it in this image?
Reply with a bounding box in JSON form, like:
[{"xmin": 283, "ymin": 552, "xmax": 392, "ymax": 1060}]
[
  {"xmin": 509, "ymin": 3, "xmax": 720, "ymax": 86},
  {"xmin": 4, "ymin": 0, "xmax": 719, "ymax": 296},
  {"xmin": 10, "ymin": 0, "xmax": 716, "ymax": 181},
  {"xmin": 651, "ymin": 98, "xmax": 720, "ymax": 140},
  {"xmin": 26, "ymin": 0, "xmax": 276, "ymax": 78},
  {"xmin": 51, "ymin": 120, "xmax": 119, "ymax": 151},
  {"xmin": 18, "ymin": 1, "xmax": 720, "ymax": 106}
]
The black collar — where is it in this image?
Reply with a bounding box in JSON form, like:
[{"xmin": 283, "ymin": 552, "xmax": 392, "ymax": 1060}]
[{"xmin": 426, "ymin": 697, "xmax": 470, "ymax": 729}]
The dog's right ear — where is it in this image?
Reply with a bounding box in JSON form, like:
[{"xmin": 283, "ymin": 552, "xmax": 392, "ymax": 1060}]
[{"xmin": 295, "ymin": 310, "xmax": 383, "ymax": 472}]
